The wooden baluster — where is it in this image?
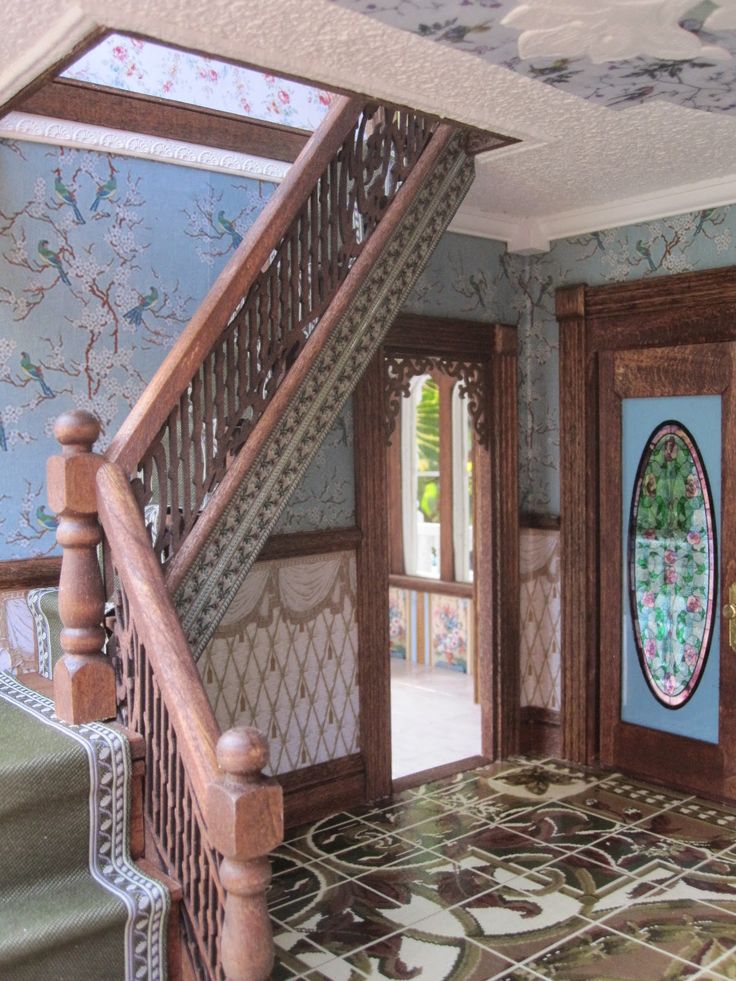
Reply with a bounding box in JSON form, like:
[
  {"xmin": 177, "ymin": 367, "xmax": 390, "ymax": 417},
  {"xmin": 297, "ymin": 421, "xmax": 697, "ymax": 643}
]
[
  {"xmin": 207, "ymin": 726, "xmax": 283, "ymax": 981},
  {"xmin": 49, "ymin": 409, "xmax": 115, "ymax": 723}
]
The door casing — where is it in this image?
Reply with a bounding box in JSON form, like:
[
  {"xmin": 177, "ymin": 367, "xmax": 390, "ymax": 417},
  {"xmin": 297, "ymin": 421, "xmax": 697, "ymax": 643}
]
[
  {"xmin": 597, "ymin": 343, "xmax": 736, "ymax": 796},
  {"xmin": 354, "ymin": 312, "xmax": 520, "ymax": 799},
  {"xmin": 558, "ymin": 266, "xmax": 736, "ymax": 793}
]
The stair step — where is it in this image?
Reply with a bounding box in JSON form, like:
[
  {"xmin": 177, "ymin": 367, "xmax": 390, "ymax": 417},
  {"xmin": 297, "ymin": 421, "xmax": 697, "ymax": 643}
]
[
  {"xmin": 0, "ymin": 868, "xmax": 128, "ymax": 980},
  {"xmin": 0, "ymin": 674, "xmax": 171, "ymax": 980}
]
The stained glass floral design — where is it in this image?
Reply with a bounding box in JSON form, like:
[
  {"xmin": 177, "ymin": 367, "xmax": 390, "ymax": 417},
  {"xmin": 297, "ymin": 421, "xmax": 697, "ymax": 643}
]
[{"xmin": 628, "ymin": 421, "xmax": 716, "ymax": 708}]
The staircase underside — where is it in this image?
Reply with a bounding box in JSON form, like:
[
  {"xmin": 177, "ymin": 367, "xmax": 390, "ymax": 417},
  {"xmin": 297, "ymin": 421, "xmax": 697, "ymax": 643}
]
[{"xmin": 176, "ymin": 132, "xmax": 475, "ymax": 658}]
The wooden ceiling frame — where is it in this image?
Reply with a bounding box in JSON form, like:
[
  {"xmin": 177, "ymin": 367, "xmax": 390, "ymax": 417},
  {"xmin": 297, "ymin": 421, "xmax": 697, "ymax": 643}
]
[{"xmin": 15, "ymin": 77, "xmax": 311, "ymax": 163}]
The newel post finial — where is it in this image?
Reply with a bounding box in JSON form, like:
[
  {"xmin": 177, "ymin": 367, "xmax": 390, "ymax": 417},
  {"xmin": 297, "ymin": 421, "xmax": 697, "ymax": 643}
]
[
  {"xmin": 207, "ymin": 726, "xmax": 283, "ymax": 981},
  {"xmin": 48, "ymin": 409, "xmax": 115, "ymax": 723}
]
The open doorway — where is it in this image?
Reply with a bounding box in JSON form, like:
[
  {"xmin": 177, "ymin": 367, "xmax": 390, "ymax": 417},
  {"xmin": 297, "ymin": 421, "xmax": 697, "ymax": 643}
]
[
  {"xmin": 354, "ymin": 312, "xmax": 520, "ymax": 798},
  {"xmin": 387, "ymin": 368, "xmax": 481, "ymax": 779}
]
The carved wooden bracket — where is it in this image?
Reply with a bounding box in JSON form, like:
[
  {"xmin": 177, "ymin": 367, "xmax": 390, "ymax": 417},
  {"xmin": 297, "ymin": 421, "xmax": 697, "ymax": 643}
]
[{"xmin": 384, "ymin": 353, "xmax": 490, "ymax": 448}]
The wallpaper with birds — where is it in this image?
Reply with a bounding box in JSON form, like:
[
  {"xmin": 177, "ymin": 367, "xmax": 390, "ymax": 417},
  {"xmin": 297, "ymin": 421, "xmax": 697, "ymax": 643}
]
[
  {"xmin": 404, "ymin": 205, "xmax": 736, "ymax": 515},
  {"xmin": 0, "ymin": 138, "xmax": 277, "ymax": 559}
]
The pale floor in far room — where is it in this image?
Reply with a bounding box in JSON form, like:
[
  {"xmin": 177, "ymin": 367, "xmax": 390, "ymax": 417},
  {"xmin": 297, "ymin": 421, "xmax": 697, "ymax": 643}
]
[{"xmin": 389, "ymin": 657, "xmax": 481, "ymax": 780}]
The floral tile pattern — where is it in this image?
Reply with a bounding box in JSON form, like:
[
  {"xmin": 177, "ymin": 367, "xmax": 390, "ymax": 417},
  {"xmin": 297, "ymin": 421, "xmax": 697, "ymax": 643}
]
[{"xmin": 272, "ymin": 757, "xmax": 736, "ymax": 979}]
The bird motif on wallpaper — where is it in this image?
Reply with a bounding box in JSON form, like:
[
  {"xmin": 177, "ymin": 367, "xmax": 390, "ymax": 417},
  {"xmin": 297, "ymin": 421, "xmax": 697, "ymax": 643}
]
[
  {"xmin": 123, "ymin": 286, "xmax": 158, "ymax": 326},
  {"xmin": 20, "ymin": 352, "xmax": 54, "ymax": 398},
  {"xmin": 37, "ymin": 240, "xmax": 71, "ymax": 287},
  {"xmin": 0, "ymin": 418, "xmax": 6, "ymax": 452},
  {"xmin": 36, "ymin": 506, "xmax": 58, "ymax": 532},
  {"xmin": 54, "ymin": 170, "xmax": 85, "ymax": 225},
  {"xmin": 217, "ymin": 210, "xmax": 243, "ymax": 249},
  {"xmin": 90, "ymin": 174, "xmax": 117, "ymax": 213}
]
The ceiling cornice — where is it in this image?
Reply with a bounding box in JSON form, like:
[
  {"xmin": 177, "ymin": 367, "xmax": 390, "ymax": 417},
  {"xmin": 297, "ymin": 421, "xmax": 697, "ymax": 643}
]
[{"xmin": 450, "ymin": 172, "xmax": 736, "ymax": 253}]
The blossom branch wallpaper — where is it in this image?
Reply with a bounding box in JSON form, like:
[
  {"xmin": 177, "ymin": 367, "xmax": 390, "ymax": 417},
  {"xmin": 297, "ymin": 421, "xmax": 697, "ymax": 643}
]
[{"xmin": 0, "ymin": 137, "xmax": 277, "ymax": 559}]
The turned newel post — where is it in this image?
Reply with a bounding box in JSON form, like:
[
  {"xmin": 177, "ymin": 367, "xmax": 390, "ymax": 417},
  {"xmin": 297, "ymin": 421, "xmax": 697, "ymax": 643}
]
[
  {"xmin": 48, "ymin": 409, "xmax": 115, "ymax": 723},
  {"xmin": 207, "ymin": 726, "xmax": 283, "ymax": 981}
]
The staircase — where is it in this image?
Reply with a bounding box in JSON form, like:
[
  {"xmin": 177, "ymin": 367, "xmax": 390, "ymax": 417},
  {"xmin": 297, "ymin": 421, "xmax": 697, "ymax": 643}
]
[{"xmin": 21, "ymin": 94, "xmax": 477, "ymax": 979}]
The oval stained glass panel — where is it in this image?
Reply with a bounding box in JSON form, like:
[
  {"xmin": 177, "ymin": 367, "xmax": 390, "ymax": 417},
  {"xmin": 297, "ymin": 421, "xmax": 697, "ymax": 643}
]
[{"xmin": 628, "ymin": 421, "xmax": 717, "ymax": 709}]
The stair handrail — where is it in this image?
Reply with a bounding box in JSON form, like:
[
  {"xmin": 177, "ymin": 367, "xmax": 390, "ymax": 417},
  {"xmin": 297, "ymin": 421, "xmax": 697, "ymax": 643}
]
[
  {"xmin": 106, "ymin": 94, "xmax": 363, "ymax": 477},
  {"xmin": 97, "ymin": 459, "xmax": 282, "ymax": 981},
  {"xmin": 102, "ymin": 96, "xmax": 438, "ymax": 570}
]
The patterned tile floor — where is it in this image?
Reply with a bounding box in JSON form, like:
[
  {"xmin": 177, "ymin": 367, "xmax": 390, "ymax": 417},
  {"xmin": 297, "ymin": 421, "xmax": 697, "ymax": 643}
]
[{"xmin": 269, "ymin": 757, "xmax": 736, "ymax": 979}]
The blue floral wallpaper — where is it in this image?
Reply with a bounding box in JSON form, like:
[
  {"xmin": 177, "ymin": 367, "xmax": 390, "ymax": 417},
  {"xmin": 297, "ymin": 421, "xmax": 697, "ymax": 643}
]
[
  {"xmin": 330, "ymin": 0, "xmax": 736, "ymax": 114},
  {"xmin": 405, "ymin": 206, "xmax": 736, "ymax": 514},
  {"xmin": 1, "ymin": 132, "xmax": 735, "ymax": 559},
  {"xmin": 0, "ymin": 138, "xmax": 279, "ymax": 560},
  {"xmin": 273, "ymin": 397, "xmax": 355, "ymax": 534}
]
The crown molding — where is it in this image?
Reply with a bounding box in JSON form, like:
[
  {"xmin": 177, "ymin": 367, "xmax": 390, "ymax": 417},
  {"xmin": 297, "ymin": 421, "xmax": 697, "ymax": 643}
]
[
  {"xmin": 450, "ymin": 171, "xmax": 736, "ymax": 253},
  {"xmin": 0, "ymin": 111, "xmax": 290, "ymax": 183}
]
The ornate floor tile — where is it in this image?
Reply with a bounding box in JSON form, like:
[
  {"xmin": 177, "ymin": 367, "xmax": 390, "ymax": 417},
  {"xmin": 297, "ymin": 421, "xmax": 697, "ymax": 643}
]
[
  {"xmin": 306, "ymin": 834, "xmax": 443, "ymax": 878},
  {"xmin": 304, "ymin": 957, "xmax": 368, "ymax": 979},
  {"xmin": 649, "ymin": 850, "xmax": 736, "ymax": 910},
  {"xmin": 359, "ymin": 798, "xmax": 490, "ymax": 848},
  {"xmin": 564, "ymin": 782, "xmax": 683, "ymax": 828},
  {"xmin": 324, "ymin": 932, "xmax": 515, "ymax": 981},
  {"xmin": 499, "ymin": 801, "xmax": 622, "ymax": 850},
  {"xmin": 519, "ymin": 921, "xmax": 699, "ymax": 978},
  {"xmin": 352, "ymin": 850, "xmax": 504, "ymax": 930},
  {"xmin": 272, "ymin": 878, "xmax": 405, "ymax": 964},
  {"xmin": 289, "ymin": 815, "xmax": 390, "ymax": 860},
  {"xmin": 269, "ymin": 853, "xmax": 350, "ymax": 912},
  {"xmin": 597, "ymin": 774, "xmax": 691, "ymax": 810},
  {"xmin": 593, "ymin": 900, "xmax": 736, "ymax": 973},
  {"xmin": 479, "ymin": 760, "xmax": 603, "ymax": 802},
  {"xmin": 273, "ymin": 757, "xmax": 736, "ymax": 980},
  {"xmin": 405, "ymin": 887, "xmax": 590, "ymax": 964},
  {"xmin": 271, "ymin": 922, "xmax": 338, "ymax": 973},
  {"xmin": 358, "ymin": 795, "xmax": 458, "ymax": 835},
  {"xmin": 438, "ymin": 823, "xmax": 568, "ymax": 880},
  {"xmin": 649, "ymin": 799, "xmax": 736, "ymax": 851},
  {"xmin": 573, "ymin": 827, "xmax": 714, "ymax": 882},
  {"xmin": 707, "ymin": 947, "xmax": 736, "ymax": 979}
]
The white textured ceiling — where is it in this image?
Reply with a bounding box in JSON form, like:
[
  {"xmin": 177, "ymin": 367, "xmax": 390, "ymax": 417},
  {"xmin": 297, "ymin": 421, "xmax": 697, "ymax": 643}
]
[{"xmin": 3, "ymin": 0, "xmax": 736, "ymax": 247}]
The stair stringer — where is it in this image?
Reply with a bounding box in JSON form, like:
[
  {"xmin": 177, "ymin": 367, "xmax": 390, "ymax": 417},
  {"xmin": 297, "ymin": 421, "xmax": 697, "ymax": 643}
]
[{"xmin": 175, "ymin": 132, "xmax": 475, "ymax": 659}]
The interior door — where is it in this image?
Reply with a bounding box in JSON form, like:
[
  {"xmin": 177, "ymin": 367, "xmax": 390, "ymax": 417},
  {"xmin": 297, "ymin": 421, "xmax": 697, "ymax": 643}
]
[{"xmin": 599, "ymin": 343, "xmax": 736, "ymax": 797}]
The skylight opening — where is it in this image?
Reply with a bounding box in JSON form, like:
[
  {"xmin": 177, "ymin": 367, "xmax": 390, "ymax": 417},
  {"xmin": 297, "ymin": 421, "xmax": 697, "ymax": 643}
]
[{"xmin": 62, "ymin": 33, "xmax": 335, "ymax": 132}]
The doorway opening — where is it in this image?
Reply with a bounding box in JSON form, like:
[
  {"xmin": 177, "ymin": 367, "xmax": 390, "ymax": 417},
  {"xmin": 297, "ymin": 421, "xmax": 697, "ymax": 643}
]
[
  {"xmin": 387, "ymin": 369, "xmax": 481, "ymax": 779},
  {"xmin": 351, "ymin": 312, "xmax": 521, "ymax": 798}
]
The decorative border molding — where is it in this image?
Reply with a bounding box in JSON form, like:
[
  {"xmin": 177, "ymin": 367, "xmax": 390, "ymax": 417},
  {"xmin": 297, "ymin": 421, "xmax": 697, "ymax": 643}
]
[
  {"xmin": 449, "ymin": 171, "xmax": 736, "ymax": 253},
  {"xmin": 0, "ymin": 671, "xmax": 169, "ymax": 980},
  {"xmin": 0, "ymin": 111, "xmax": 290, "ymax": 183},
  {"xmin": 384, "ymin": 353, "xmax": 489, "ymax": 447},
  {"xmin": 176, "ymin": 134, "xmax": 475, "ymax": 657}
]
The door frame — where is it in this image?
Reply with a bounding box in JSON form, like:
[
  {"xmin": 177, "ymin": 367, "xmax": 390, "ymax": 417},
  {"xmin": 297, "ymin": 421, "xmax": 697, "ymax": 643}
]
[
  {"xmin": 354, "ymin": 312, "xmax": 519, "ymax": 799},
  {"xmin": 558, "ymin": 266, "xmax": 736, "ymax": 769}
]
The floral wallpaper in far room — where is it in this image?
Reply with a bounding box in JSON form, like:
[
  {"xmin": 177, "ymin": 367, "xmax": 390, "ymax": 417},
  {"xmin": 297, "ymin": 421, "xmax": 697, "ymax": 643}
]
[{"xmin": 64, "ymin": 33, "xmax": 334, "ymax": 131}]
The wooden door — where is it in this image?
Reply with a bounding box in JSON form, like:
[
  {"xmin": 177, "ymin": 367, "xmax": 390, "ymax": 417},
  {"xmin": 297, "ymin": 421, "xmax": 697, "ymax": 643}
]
[{"xmin": 599, "ymin": 343, "xmax": 736, "ymax": 797}]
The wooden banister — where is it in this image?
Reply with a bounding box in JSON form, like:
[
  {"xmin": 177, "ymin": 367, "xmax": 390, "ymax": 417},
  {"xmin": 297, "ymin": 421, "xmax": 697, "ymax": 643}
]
[
  {"xmin": 49, "ymin": 410, "xmax": 115, "ymax": 724},
  {"xmin": 97, "ymin": 460, "xmax": 219, "ymax": 799},
  {"xmin": 207, "ymin": 727, "xmax": 282, "ymax": 981},
  {"xmin": 98, "ymin": 459, "xmax": 282, "ymax": 979},
  {"xmin": 100, "ymin": 99, "xmax": 438, "ymax": 571},
  {"xmin": 166, "ymin": 119, "xmax": 460, "ymax": 595},
  {"xmin": 106, "ymin": 95, "xmax": 363, "ymax": 476}
]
